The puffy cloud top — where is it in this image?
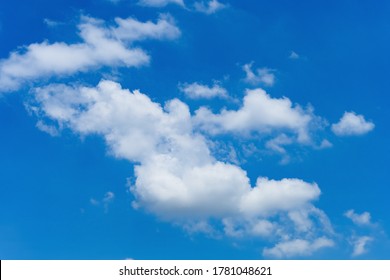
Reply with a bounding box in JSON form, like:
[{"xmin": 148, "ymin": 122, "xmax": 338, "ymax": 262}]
[{"xmin": 332, "ymin": 112, "xmax": 374, "ymax": 136}]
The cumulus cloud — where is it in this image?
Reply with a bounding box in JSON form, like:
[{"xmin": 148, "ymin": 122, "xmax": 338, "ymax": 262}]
[
  {"xmin": 112, "ymin": 14, "xmax": 180, "ymax": 41},
  {"xmin": 194, "ymin": 0, "xmax": 226, "ymax": 14},
  {"xmin": 29, "ymin": 80, "xmax": 333, "ymax": 257},
  {"xmin": 243, "ymin": 63, "xmax": 275, "ymax": 86},
  {"xmin": 138, "ymin": 0, "xmax": 184, "ymax": 7},
  {"xmin": 0, "ymin": 15, "xmax": 180, "ymax": 92},
  {"xmin": 178, "ymin": 81, "xmax": 228, "ymax": 99},
  {"xmin": 194, "ymin": 88, "xmax": 315, "ymax": 143},
  {"xmin": 263, "ymin": 237, "xmax": 334, "ymax": 259},
  {"xmin": 344, "ymin": 209, "xmax": 373, "ymax": 227},
  {"xmin": 331, "ymin": 112, "xmax": 374, "ymax": 136},
  {"xmin": 351, "ymin": 236, "xmax": 373, "ymax": 257}
]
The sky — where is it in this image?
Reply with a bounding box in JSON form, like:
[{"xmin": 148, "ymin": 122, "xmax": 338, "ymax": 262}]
[{"xmin": 0, "ymin": 0, "xmax": 389, "ymax": 260}]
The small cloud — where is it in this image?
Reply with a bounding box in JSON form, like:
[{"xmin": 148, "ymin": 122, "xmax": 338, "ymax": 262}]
[
  {"xmin": 265, "ymin": 134, "xmax": 293, "ymax": 164},
  {"xmin": 331, "ymin": 112, "xmax": 374, "ymax": 136},
  {"xmin": 43, "ymin": 18, "xmax": 62, "ymax": 27},
  {"xmin": 289, "ymin": 51, "xmax": 300, "ymax": 60},
  {"xmin": 194, "ymin": 0, "xmax": 226, "ymax": 14},
  {"xmin": 90, "ymin": 198, "xmax": 100, "ymax": 206},
  {"xmin": 351, "ymin": 236, "xmax": 373, "ymax": 257},
  {"xmin": 263, "ymin": 237, "xmax": 334, "ymax": 258},
  {"xmin": 344, "ymin": 209, "xmax": 372, "ymax": 227},
  {"xmin": 36, "ymin": 120, "xmax": 59, "ymax": 136},
  {"xmin": 242, "ymin": 62, "xmax": 275, "ymax": 86},
  {"xmin": 138, "ymin": 0, "xmax": 184, "ymax": 7},
  {"xmin": 103, "ymin": 191, "xmax": 115, "ymax": 204},
  {"xmin": 318, "ymin": 139, "xmax": 333, "ymax": 149},
  {"xmin": 178, "ymin": 81, "xmax": 228, "ymax": 99},
  {"xmin": 265, "ymin": 134, "xmax": 293, "ymax": 154},
  {"xmin": 90, "ymin": 191, "xmax": 115, "ymax": 212}
]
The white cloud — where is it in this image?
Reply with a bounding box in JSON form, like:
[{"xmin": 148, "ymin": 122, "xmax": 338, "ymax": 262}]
[
  {"xmin": 331, "ymin": 112, "xmax": 374, "ymax": 136},
  {"xmin": 43, "ymin": 18, "xmax": 62, "ymax": 27},
  {"xmin": 179, "ymin": 82, "xmax": 228, "ymax": 99},
  {"xmin": 351, "ymin": 236, "xmax": 373, "ymax": 257},
  {"xmin": 194, "ymin": 88, "xmax": 315, "ymax": 143},
  {"xmin": 194, "ymin": 0, "xmax": 226, "ymax": 14},
  {"xmin": 239, "ymin": 178, "xmax": 320, "ymax": 217},
  {"xmin": 29, "ymin": 80, "xmax": 333, "ymax": 257},
  {"xmin": 265, "ymin": 134, "xmax": 293, "ymax": 154},
  {"xmin": 36, "ymin": 120, "xmax": 59, "ymax": 136},
  {"xmin": 318, "ymin": 139, "xmax": 333, "ymax": 149},
  {"xmin": 138, "ymin": 0, "xmax": 184, "ymax": 7},
  {"xmin": 289, "ymin": 51, "xmax": 300, "ymax": 60},
  {"xmin": 0, "ymin": 15, "xmax": 180, "ymax": 92},
  {"xmin": 344, "ymin": 209, "xmax": 372, "ymax": 227},
  {"xmin": 263, "ymin": 237, "xmax": 334, "ymax": 258},
  {"xmin": 243, "ymin": 63, "xmax": 275, "ymax": 86},
  {"xmin": 90, "ymin": 191, "xmax": 115, "ymax": 212},
  {"xmin": 113, "ymin": 14, "xmax": 180, "ymax": 41}
]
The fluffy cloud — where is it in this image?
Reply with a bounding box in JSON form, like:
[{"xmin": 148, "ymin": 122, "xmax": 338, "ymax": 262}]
[
  {"xmin": 263, "ymin": 237, "xmax": 334, "ymax": 258},
  {"xmin": 331, "ymin": 112, "xmax": 374, "ymax": 136},
  {"xmin": 178, "ymin": 82, "xmax": 228, "ymax": 99},
  {"xmin": 137, "ymin": 0, "xmax": 184, "ymax": 7},
  {"xmin": 30, "ymin": 80, "xmax": 333, "ymax": 257},
  {"xmin": 194, "ymin": 88, "xmax": 315, "ymax": 143},
  {"xmin": 351, "ymin": 236, "xmax": 373, "ymax": 257},
  {"xmin": 344, "ymin": 209, "xmax": 372, "ymax": 227},
  {"xmin": 243, "ymin": 63, "xmax": 275, "ymax": 86},
  {"xmin": 0, "ymin": 15, "xmax": 180, "ymax": 92},
  {"xmin": 113, "ymin": 14, "xmax": 180, "ymax": 41},
  {"xmin": 194, "ymin": 0, "xmax": 226, "ymax": 14}
]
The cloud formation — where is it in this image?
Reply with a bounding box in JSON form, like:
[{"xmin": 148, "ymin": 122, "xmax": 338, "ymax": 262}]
[
  {"xmin": 263, "ymin": 237, "xmax": 334, "ymax": 258},
  {"xmin": 90, "ymin": 191, "xmax": 115, "ymax": 212},
  {"xmin": 29, "ymin": 80, "xmax": 333, "ymax": 257},
  {"xmin": 332, "ymin": 112, "xmax": 374, "ymax": 136},
  {"xmin": 194, "ymin": 88, "xmax": 316, "ymax": 143},
  {"xmin": 179, "ymin": 81, "xmax": 228, "ymax": 99},
  {"xmin": 243, "ymin": 63, "xmax": 275, "ymax": 86},
  {"xmin": 194, "ymin": 0, "xmax": 226, "ymax": 14},
  {"xmin": 351, "ymin": 236, "xmax": 373, "ymax": 257},
  {"xmin": 0, "ymin": 15, "xmax": 180, "ymax": 92},
  {"xmin": 289, "ymin": 51, "xmax": 300, "ymax": 60},
  {"xmin": 344, "ymin": 209, "xmax": 373, "ymax": 227},
  {"xmin": 137, "ymin": 0, "xmax": 184, "ymax": 7}
]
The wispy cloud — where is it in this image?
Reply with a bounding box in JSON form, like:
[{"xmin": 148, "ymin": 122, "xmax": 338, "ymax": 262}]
[
  {"xmin": 289, "ymin": 51, "xmax": 300, "ymax": 60},
  {"xmin": 242, "ymin": 62, "xmax": 275, "ymax": 86},
  {"xmin": 351, "ymin": 236, "xmax": 373, "ymax": 257},
  {"xmin": 194, "ymin": 0, "xmax": 226, "ymax": 14},
  {"xmin": 137, "ymin": 0, "xmax": 184, "ymax": 7},
  {"xmin": 90, "ymin": 191, "xmax": 115, "ymax": 212},
  {"xmin": 263, "ymin": 237, "xmax": 334, "ymax": 259}
]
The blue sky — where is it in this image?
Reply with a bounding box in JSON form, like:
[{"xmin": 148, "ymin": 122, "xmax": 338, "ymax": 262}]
[{"xmin": 0, "ymin": 0, "xmax": 389, "ymax": 259}]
